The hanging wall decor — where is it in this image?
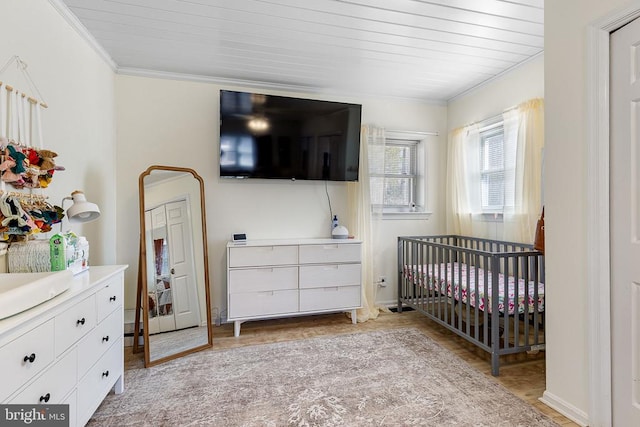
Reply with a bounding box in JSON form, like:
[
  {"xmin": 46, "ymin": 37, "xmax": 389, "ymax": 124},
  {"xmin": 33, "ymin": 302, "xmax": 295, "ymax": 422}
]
[
  {"xmin": 0, "ymin": 56, "xmax": 64, "ymax": 192},
  {"xmin": 0, "ymin": 56, "xmax": 65, "ymax": 242}
]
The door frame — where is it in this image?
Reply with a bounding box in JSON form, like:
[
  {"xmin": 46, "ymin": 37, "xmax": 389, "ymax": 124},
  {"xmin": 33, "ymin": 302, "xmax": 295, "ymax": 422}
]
[{"xmin": 587, "ymin": 4, "xmax": 640, "ymax": 426}]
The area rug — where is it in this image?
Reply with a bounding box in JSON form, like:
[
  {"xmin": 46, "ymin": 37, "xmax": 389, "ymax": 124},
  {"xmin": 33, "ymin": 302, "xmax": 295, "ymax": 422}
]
[{"xmin": 89, "ymin": 328, "xmax": 558, "ymax": 426}]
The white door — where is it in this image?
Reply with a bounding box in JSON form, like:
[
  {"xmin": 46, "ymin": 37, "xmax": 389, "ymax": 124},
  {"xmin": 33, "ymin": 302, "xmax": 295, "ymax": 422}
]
[
  {"xmin": 611, "ymin": 17, "xmax": 640, "ymax": 425},
  {"xmin": 165, "ymin": 200, "xmax": 201, "ymax": 330}
]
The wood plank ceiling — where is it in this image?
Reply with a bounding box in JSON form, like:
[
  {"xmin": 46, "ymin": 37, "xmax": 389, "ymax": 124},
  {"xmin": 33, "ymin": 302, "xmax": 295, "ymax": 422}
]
[{"xmin": 59, "ymin": 0, "xmax": 544, "ymax": 101}]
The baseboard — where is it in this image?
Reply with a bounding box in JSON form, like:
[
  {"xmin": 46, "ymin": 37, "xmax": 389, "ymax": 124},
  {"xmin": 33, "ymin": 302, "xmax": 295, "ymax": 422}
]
[
  {"xmin": 137, "ymin": 301, "xmax": 414, "ymax": 333},
  {"xmin": 540, "ymin": 391, "xmax": 589, "ymax": 426}
]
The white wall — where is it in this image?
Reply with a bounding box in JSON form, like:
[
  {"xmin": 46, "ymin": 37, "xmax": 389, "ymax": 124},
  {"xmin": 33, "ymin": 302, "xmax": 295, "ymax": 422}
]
[
  {"xmin": 115, "ymin": 75, "xmax": 448, "ymax": 313},
  {"xmin": 544, "ymin": 0, "xmax": 628, "ymax": 423},
  {"xmin": 0, "ymin": 0, "xmax": 116, "ymax": 264}
]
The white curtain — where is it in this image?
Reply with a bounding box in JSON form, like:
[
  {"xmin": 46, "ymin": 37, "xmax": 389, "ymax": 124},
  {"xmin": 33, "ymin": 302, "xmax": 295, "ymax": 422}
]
[
  {"xmin": 502, "ymin": 98, "xmax": 545, "ymax": 243},
  {"xmin": 367, "ymin": 126, "xmax": 386, "ymax": 216},
  {"xmin": 347, "ymin": 125, "xmax": 389, "ymax": 322},
  {"xmin": 445, "ymin": 124, "xmax": 480, "ymax": 235}
]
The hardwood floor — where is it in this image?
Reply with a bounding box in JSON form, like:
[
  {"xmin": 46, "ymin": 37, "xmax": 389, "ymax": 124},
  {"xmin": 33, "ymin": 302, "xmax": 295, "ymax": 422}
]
[{"xmin": 128, "ymin": 310, "xmax": 577, "ymax": 426}]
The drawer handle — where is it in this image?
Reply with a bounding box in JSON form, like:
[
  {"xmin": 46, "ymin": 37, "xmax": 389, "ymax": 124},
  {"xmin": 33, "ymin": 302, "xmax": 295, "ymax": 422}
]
[
  {"xmin": 23, "ymin": 353, "xmax": 36, "ymax": 363},
  {"xmin": 77, "ymin": 317, "xmax": 86, "ymax": 326},
  {"xmin": 109, "ymin": 295, "xmax": 117, "ymax": 302},
  {"xmin": 39, "ymin": 393, "xmax": 50, "ymax": 403},
  {"xmin": 102, "ymin": 370, "xmax": 110, "ymax": 378},
  {"xmin": 102, "ymin": 335, "xmax": 110, "ymax": 343}
]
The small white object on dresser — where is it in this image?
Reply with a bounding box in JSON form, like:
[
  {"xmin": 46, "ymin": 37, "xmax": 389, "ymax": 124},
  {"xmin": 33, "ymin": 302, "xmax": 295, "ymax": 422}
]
[
  {"xmin": 227, "ymin": 239, "xmax": 362, "ymax": 337},
  {"xmin": 0, "ymin": 265, "xmax": 128, "ymax": 427}
]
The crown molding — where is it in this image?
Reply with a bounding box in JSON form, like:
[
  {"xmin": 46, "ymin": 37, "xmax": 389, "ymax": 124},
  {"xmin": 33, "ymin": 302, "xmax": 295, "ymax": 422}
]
[
  {"xmin": 48, "ymin": 0, "xmax": 117, "ymax": 71},
  {"xmin": 116, "ymin": 67, "xmax": 320, "ymax": 93},
  {"xmin": 117, "ymin": 67, "xmax": 447, "ymax": 105}
]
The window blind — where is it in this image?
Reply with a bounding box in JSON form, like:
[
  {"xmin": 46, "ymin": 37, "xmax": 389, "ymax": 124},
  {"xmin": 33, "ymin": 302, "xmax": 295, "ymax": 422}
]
[{"xmin": 370, "ymin": 142, "xmax": 417, "ymax": 208}]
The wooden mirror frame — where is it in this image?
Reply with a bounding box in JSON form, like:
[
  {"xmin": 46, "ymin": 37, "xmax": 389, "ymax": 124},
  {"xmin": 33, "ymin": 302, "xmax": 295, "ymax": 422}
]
[{"xmin": 133, "ymin": 165, "xmax": 213, "ymax": 367}]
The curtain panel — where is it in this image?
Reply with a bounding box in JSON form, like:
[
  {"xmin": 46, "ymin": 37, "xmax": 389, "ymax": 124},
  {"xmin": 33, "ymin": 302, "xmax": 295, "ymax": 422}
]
[
  {"xmin": 445, "ymin": 124, "xmax": 480, "ymax": 235},
  {"xmin": 502, "ymin": 98, "xmax": 545, "ymax": 243},
  {"xmin": 346, "ymin": 125, "xmax": 389, "ymax": 322}
]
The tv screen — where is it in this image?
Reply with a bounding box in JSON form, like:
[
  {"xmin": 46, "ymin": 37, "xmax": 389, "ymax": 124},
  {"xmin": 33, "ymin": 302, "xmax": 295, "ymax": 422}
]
[{"xmin": 219, "ymin": 90, "xmax": 361, "ymax": 181}]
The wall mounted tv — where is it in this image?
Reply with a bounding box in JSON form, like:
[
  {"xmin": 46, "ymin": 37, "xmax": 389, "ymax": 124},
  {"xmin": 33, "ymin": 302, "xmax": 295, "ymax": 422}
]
[{"xmin": 219, "ymin": 90, "xmax": 362, "ymax": 181}]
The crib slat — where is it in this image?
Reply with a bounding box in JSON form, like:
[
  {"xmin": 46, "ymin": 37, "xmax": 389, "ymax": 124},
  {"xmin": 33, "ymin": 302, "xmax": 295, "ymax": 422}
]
[
  {"xmin": 473, "ymin": 253, "xmax": 480, "ymax": 342},
  {"xmin": 523, "ymin": 255, "xmax": 530, "ymax": 347},
  {"xmin": 491, "ymin": 255, "xmax": 500, "ymax": 375}
]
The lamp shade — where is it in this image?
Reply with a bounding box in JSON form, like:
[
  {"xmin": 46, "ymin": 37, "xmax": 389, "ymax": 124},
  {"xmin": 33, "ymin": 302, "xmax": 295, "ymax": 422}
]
[{"xmin": 66, "ymin": 190, "xmax": 100, "ymax": 223}]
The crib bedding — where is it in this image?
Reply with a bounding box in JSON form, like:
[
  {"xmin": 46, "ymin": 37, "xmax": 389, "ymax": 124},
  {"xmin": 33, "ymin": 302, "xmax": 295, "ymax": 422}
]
[{"xmin": 404, "ymin": 262, "xmax": 544, "ymax": 315}]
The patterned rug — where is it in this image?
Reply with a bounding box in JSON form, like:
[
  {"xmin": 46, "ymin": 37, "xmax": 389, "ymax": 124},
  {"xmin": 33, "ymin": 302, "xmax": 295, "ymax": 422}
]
[{"xmin": 89, "ymin": 328, "xmax": 558, "ymax": 426}]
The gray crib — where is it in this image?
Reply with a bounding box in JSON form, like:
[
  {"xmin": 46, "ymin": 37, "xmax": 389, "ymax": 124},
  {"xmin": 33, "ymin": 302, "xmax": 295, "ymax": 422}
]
[{"xmin": 397, "ymin": 235, "xmax": 545, "ymax": 376}]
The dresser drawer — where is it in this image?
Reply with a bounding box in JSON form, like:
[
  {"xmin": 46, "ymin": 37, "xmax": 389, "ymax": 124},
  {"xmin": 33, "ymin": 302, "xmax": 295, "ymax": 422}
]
[
  {"xmin": 229, "ymin": 267, "xmax": 298, "ymax": 293},
  {"xmin": 299, "ymin": 243, "xmax": 361, "ymax": 264},
  {"xmin": 229, "ymin": 290, "xmax": 298, "ymax": 318},
  {"xmin": 9, "ymin": 348, "xmax": 77, "ymax": 405},
  {"xmin": 299, "ymin": 264, "xmax": 361, "ymax": 289},
  {"xmin": 77, "ymin": 308, "xmax": 122, "ymax": 377},
  {"xmin": 77, "ymin": 338, "xmax": 123, "ymax": 427},
  {"xmin": 229, "ymin": 245, "xmax": 298, "ymax": 267},
  {"xmin": 299, "ymin": 286, "xmax": 361, "ymax": 312},
  {"xmin": 96, "ymin": 277, "xmax": 123, "ymax": 323},
  {"xmin": 0, "ymin": 319, "xmax": 55, "ymax": 402},
  {"xmin": 55, "ymin": 295, "xmax": 96, "ymax": 356}
]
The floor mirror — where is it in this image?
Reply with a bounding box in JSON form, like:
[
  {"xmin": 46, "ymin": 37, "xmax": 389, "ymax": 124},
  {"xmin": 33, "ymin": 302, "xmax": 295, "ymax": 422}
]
[{"xmin": 134, "ymin": 165, "xmax": 213, "ymax": 367}]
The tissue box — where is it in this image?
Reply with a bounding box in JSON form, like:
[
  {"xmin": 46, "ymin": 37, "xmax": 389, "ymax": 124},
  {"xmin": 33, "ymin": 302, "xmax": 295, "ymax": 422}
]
[{"xmin": 68, "ymin": 236, "xmax": 89, "ymax": 275}]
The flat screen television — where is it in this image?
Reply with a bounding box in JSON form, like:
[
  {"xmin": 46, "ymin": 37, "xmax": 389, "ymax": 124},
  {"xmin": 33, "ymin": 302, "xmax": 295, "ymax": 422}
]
[{"xmin": 219, "ymin": 90, "xmax": 362, "ymax": 181}]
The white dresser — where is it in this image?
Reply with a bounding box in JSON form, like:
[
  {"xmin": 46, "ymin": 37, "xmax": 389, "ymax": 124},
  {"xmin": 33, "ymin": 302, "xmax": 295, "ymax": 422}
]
[
  {"xmin": 0, "ymin": 265, "xmax": 128, "ymax": 427},
  {"xmin": 227, "ymin": 239, "xmax": 361, "ymax": 336}
]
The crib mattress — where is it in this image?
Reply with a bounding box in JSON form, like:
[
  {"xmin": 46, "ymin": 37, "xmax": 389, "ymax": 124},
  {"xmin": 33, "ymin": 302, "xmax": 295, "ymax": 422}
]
[{"xmin": 404, "ymin": 262, "xmax": 544, "ymax": 315}]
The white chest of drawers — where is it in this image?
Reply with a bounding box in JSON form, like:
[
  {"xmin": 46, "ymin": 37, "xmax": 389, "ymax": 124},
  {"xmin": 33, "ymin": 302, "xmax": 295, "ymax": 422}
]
[
  {"xmin": 0, "ymin": 265, "xmax": 128, "ymax": 427},
  {"xmin": 227, "ymin": 239, "xmax": 361, "ymax": 336}
]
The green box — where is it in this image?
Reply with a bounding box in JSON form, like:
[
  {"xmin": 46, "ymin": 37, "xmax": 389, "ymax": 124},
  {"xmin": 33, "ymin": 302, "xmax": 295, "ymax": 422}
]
[{"xmin": 49, "ymin": 233, "xmax": 66, "ymax": 271}]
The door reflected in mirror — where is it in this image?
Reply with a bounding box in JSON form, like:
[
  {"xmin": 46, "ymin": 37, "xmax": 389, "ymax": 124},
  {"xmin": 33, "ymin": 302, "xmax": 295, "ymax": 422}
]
[{"xmin": 135, "ymin": 165, "xmax": 212, "ymax": 366}]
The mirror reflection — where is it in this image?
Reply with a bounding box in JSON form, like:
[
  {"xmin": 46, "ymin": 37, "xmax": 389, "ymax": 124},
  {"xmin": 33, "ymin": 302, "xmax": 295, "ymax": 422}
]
[{"xmin": 136, "ymin": 165, "xmax": 212, "ymax": 366}]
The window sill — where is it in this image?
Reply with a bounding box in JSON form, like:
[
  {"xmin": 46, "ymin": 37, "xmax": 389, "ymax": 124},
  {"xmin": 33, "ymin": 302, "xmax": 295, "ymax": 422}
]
[
  {"xmin": 473, "ymin": 213, "xmax": 503, "ymax": 222},
  {"xmin": 382, "ymin": 211, "xmax": 433, "ymax": 220}
]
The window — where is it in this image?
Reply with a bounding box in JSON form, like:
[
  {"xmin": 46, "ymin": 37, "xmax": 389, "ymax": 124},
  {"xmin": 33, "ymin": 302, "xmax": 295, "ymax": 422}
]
[
  {"xmin": 370, "ymin": 137, "xmax": 423, "ymax": 212},
  {"xmin": 478, "ymin": 122, "xmax": 517, "ymax": 214},
  {"xmin": 479, "ymin": 126, "xmax": 505, "ymax": 212}
]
